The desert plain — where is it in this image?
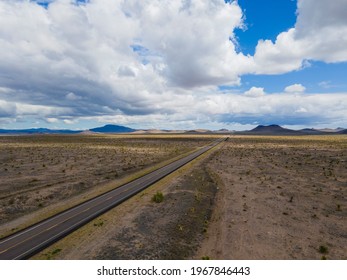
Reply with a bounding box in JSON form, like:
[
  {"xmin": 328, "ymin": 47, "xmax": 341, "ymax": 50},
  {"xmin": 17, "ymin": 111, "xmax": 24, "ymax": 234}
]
[{"xmin": 0, "ymin": 134, "xmax": 346, "ymax": 260}]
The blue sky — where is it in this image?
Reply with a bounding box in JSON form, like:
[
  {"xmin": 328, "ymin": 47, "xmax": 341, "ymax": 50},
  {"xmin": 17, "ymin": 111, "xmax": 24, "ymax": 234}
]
[
  {"xmin": 240, "ymin": 62, "xmax": 347, "ymax": 94},
  {"xmin": 235, "ymin": 0, "xmax": 297, "ymax": 56},
  {"xmin": 0, "ymin": 0, "xmax": 347, "ymax": 130},
  {"xmin": 227, "ymin": 0, "xmax": 347, "ymax": 94}
]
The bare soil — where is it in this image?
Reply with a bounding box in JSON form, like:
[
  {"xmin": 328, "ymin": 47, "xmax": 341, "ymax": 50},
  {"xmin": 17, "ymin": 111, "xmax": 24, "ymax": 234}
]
[
  {"xmin": 0, "ymin": 135, "xmax": 213, "ymax": 227},
  {"xmin": 95, "ymin": 166, "xmax": 216, "ymax": 259},
  {"xmin": 197, "ymin": 136, "xmax": 347, "ymax": 260},
  {"xmin": 32, "ymin": 149, "xmax": 218, "ymax": 260},
  {"xmin": 2, "ymin": 135, "xmax": 346, "ymax": 260}
]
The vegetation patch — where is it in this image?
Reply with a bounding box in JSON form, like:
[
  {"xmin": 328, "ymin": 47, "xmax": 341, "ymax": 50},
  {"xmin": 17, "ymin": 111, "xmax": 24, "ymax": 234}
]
[
  {"xmin": 97, "ymin": 162, "xmax": 218, "ymax": 260},
  {"xmin": 0, "ymin": 135, "xmax": 215, "ymax": 235},
  {"xmin": 318, "ymin": 245, "xmax": 328, "ymax": 254},
  {"xmin": 151, "ymin": 191, "xmax": 164, "ymax": 203}
]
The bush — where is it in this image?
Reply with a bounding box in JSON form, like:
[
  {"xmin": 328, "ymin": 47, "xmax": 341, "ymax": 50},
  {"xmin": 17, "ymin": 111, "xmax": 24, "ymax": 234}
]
[
  {"xmin": 319, "ymin": 245, "xmax": 328, "ymax": 254},
  {"xmin": 152, "ymin": 191, "xmax": 164, "ymax": 203}
]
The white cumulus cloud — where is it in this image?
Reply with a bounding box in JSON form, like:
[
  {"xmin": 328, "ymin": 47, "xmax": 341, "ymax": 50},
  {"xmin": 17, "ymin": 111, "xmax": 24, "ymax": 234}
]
[
  {"xmin": 244, "ymin": 87, "xmax": 266, "ymax": 97},
  {"xmin": 284, "ymin": 84, "xmax": 306, "ymax": 93},
  {"xmin": 253, "ymin": 0, "xmax": 347, "ymax": 74},
  {"xmin": 0, "ymin": 0, "xmax": 346, "ymax": 129}
]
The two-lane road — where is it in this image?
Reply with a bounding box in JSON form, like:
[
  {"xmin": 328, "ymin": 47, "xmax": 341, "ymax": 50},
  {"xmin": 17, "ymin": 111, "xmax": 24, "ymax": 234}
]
[{"xmin": 0, "ymin": 137, "xmax": 226, "ymax": 260}]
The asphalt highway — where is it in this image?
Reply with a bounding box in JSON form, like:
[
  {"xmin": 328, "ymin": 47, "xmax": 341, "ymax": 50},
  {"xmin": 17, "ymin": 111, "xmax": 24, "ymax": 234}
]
[{"xmin": 0, "ymin": 137, "xmax": 225, "ymax": 260}]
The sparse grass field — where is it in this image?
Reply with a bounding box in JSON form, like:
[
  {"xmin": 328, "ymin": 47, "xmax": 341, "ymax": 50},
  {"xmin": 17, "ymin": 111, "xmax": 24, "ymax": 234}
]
[
  {"xmin": 1, "ymin": 134, "xmax": 346, "ymax": 260},
  {"xmin": 198, "ymin": 135, "xmax": 347, "ymax": 260},
  {"xmin": 0, "ymin": 134, "xmax": 215, "ymax": 231},
  {"xmin": 32, "ymin": 141, "xmax": 219, "ymax": 260}
]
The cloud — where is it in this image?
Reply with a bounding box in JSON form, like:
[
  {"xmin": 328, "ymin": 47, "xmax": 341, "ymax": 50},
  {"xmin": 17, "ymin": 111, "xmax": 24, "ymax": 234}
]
[
  {"xmin": 244, "ymin": 87, "xmax": 265, "ymax": 97},
  {"xmin": 66, "ymin": 92, "xmax": 82, "ymax": 101},
  {"xmin": 46, "ymin": 117, "xmax": 59, "ymax": 123},
  {"xmin": 117, "ymin": 65, "xmax": 137, "ymax": 78},
  {"xmin": 204, "ymin": 92, "xmax": 347, "ymax": 126},
  {"xmin": 0, "ymin": 100, "xmax": 16, "ymax": 118},
  {"xmin": 253, "ymin": 0, "xmax": 347, "ymax": 74},
  {"xmin": 284, "ymin": 84, "xmax": 306, "ymax": 93},
  {"xmin": 63, "ymin": 119, "xmax": 76, "ymax": 125},
  {"xmin": 78, "ymin": 91, "xmax": 347, "ymax": 129},
  {"xmin": 125, "ymin": 0, "xmax": 254, "ymax": 87},
  {"xmin": 0, "ymin": 98, "xmax": 71, "ymax": 119},
  {"xmin": 0, "ymin": 0, "xmax": 346, "ymax": 129},
  {"xmin": 0, "ymin": 0, "xmax": 255, "ymax": 122}
]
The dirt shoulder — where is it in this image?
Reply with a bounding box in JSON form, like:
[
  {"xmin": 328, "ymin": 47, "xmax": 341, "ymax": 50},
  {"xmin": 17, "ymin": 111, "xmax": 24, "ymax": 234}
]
[{"xmin": 197, "ymin": 136, "xmax": 347, "ymax": 260}]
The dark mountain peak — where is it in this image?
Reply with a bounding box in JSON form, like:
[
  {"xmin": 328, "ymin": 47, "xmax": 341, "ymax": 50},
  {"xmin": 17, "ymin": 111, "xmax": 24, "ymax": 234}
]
[
  {"xmin": 252, "ymin": 124, "xmax": 288, "ymax": 131},
  {"xmin": 90, "ymin": 124, "xmax": 135, "ymax": 133},
  {"xmin": 249, "ymin": 124, "xmax": 298, "ymax": 135}
]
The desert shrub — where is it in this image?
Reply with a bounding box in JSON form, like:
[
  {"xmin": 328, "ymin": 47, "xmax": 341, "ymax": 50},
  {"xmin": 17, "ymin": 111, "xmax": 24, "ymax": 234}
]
[
  {"xmin": 319, "ymin": 245, "xmax": 328, "ymax": 254},
  {"xmin": 152, "ymin": 191, "xmax": 164, "ymax": 203},
  {"xmin": 52, "ymin": 248, "xmax": 62, "ymax": 255}
]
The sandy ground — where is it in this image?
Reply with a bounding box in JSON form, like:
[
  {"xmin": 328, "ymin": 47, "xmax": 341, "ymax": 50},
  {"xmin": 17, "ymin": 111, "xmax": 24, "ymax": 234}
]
[
  {"xmin": 32, "ymin": 148, "xmax": 219, "ymax": 260},
  {"xmin": 197, "ymin": 136, "xmax": 347, "ymax": 260},
  {"xmin": 0, "ymin": 135, "xmax": 213, "ymax": 232},
  {"xmin": 2, "ymin": 135, "xmax": 346, "ymax": 260}
]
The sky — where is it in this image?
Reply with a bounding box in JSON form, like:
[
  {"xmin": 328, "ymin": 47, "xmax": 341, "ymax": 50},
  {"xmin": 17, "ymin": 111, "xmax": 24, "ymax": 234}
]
[{"xmin": 0, "ymin": 0, "xmax": 347, "ymax": 130}]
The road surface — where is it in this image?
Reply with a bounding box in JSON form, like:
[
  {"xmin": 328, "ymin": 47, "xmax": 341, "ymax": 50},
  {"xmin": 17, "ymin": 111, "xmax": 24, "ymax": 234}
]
[{"xmin": 0, "ymin": 138, "xmax": 225, "ymax": 259}]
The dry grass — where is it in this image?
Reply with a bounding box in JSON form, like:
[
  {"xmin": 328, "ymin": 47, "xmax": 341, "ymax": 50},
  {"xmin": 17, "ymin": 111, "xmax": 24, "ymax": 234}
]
[
  {"xmin": 31, "ymin": 140, "xmax": 223, "ymax": 260},
  {"xmin": 198, "ymin": 135, "xmax": 347, "ymax": 259},
  {"xmin": 0, "ymin": 134, "xmax": 217, "ymax": 234},
  {"xmin": 4, "ymin": 134, "xmax": 345, "ymax": 260}
]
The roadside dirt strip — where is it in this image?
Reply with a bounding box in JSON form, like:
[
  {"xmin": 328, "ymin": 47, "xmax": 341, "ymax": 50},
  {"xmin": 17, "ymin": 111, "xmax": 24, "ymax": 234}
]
[{"xmin": 0, "ymin": 138, "xmax": 226, "ymax": 260}]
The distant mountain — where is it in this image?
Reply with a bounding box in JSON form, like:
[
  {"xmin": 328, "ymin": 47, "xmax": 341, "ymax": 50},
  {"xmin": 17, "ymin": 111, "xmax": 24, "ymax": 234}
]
[
  {"xmin": 236, "ymin": 125, "xmax": 347, "ymax": 135},
  {"xmin": 0, "ymin": 124, "xmax": 135, "ymax": 134},
  {"xmin": 298, "ymin": 128, "xmax": 324, "ymax": 135},
  {"xmin": 316, "ymin": 127, "xmax": 345, "ymax": 133},
  {"xmin": 89, "ymin": 124, "xmax": 135, "ymax": 133},
  {"xmin": 185, "ymin": 129, "xmax": 212, "ymax": 134},
  {"xmin": 0, "ymin": 124, "xmax": 345, "ymax": 135},
  {"xmin": 0, "ymin": 128, "xmax": 81, "ymax": 134},
  {"xmin": 248, "ymin": 125, "xmax": 298, "ymax": 135}
]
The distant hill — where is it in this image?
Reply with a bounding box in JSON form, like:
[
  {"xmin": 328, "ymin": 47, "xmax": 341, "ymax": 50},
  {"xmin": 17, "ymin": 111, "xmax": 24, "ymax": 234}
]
[
  {"xmin": 185, "ymin": 129, "xmax": 212, "ymax": 134},
  {"xmin": 89, "ymin": 124, "xmax": 135, "ymax": 133},
  {"xmin": 247, "ymin": 125, "xmax": 299, "ymax": 135},
  {"xmin": 298, "ymin": 128, "xmax": 324, "ymax": 135},
  {"xmin": 0, "ymin": 128, "xmax": 81, "ymax": 134},
  {"xmin": 0, "ymin": 124, "xmax": 135, "ymax": 134},
  {"xmin": 235, "ymin": 125, "xmax": 347, "ymax": 135},
  {"xmin": 316, "ymin": 128, "xmax": 345, "ymax": 133},
  {"xmin": 0, "ymin": 124, "xmax": 345, "ymax": 135},
  {"xmin": 214, "ymin": 129, "xmax": 232, "ymax": 133}
]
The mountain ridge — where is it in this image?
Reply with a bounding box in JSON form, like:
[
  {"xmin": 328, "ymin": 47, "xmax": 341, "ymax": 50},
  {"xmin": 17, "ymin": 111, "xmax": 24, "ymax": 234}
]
[
  {"xmin": 89, "ymin": 124, "xmax": 135, "ymax": 133},
  {"xmin": 0, "ymin": 124, "xmax": 346, "ymax": 135}
]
